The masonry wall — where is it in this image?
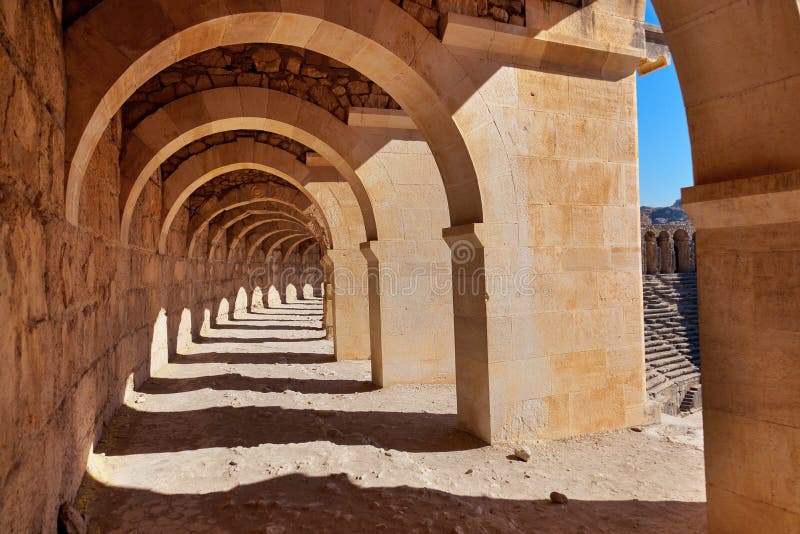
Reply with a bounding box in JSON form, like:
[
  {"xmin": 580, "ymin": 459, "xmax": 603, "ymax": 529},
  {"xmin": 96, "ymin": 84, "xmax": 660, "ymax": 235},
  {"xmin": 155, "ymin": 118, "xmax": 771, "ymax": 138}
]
[{"xmin": 0, "ymin": 3, "xmax": 258, "ymax": 530}]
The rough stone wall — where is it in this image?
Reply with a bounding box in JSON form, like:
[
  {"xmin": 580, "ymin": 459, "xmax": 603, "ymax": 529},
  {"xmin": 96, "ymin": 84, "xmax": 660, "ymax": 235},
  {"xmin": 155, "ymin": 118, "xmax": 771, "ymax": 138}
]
[
  {"xmin": 0, "ymin": 3, "xmax": 284, "ymax": 530},
  {"xmin": 123, "ymin": 44, "xmax": 401, "ymax": 130},
  {"xmin": 160, "ymin": 130, "xmax": 309, "ymax": 180},
  {"xmin": 1, "ymin": 2, "xmax": 70, "ymax": 529},
  {"xmin": 392, "ymin": 0, "xmax": 527, "ymax": 36},
  {"xmin": 185, "ymin": 171, "xmax": 298, "ymax": 217}
]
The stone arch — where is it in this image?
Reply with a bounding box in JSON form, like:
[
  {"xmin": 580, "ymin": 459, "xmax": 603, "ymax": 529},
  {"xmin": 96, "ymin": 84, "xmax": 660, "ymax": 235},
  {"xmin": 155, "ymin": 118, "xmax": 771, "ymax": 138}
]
[
  {"xmin": 188, "ymin": 194, "xmax": 314, "ymax": 258},
  {"xmin": 64, "ymin": 0, "xmax": 517, "ymax": 234},
  {"xmin": 653, "ymin": 2, "xmax": 800, "ymax": 186},
  {"xmin": 189, "ymin": 184, "xmax": 311, "ymax": 255},
  {"xmin": 650, "ymin": 4, "xmax": 800, "ymax": 527},
  {"xmin": 673, "ymin": 229, "xmax": 691, "ymax": 273},
  {"xmin": 266, "ymin": 285, "xmax": 282, "ymax": 308},
  {"xmin": 299, "ymin": 241, "xmax": 325, "ymax": 298},
  {"xmin": 119, "ymin": 87, "xmax": 406, "ymax": 245},
  {"xmin": 208, "ymin": 211, "xmax": 312, "ymax": 259},
  {"xmin": 265, "ymin": 233, "xmax": 316, "ymax": 260},
  {"xmin": 656, "ymin": 230, "xmax": 673, "ymax": 274},
  {"xmin": 249, "ymin": 231, "xmax": 314, "ymax": 264},
  {"xmin": 285, "ymin": 283, "xmax": 299, "ymax": 304},
  {"xmin": 141, "ymin": 137, "xmax": 332, "ymax": 254},
  {"xmin": 644, "ymin": 230, "xmax": 658, "ymax": 275},
  {"xmin": 284, "ymin": 235, "xmax": 316, "ymax": 258},
  {"xmin": 272, "ymin": 234, "xmax": 318, "ymax": 299},
  {"xmin": 299, "ymin": 240, "xmax": 320, "ymax": 260},
  {"xmin": 251, "ymin": 286, "xmax": 264, "ymax": 311},
  {"xmin": 228, "ymin": 219, "xmax": 313, "ymax": 262}
]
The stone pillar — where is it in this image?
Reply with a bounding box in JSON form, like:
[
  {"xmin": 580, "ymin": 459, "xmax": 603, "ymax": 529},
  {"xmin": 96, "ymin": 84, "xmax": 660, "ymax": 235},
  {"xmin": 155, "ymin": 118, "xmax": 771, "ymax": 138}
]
[
  {"xmin": 280, "ymin": 251, "xmax": 303, "ymax": 303},
  {"xmin": 318, "ymin": 252, "xmax": 337, "ymax": 343},
  {"xmin": 657, "ymin": 231, "xmax": 674, "ymax": 274},
  {"xmin": 360, "ymin": 240, "xmax": 454, "ymax": 386},
  {"xmin": 444, "ymin": 223, "xmax": 556, "ymax": 444},
  {"xmin": 674, "ymin": 230, "xmax": 691, "ymax": 273},
  {"xmin": 322, "ymin": 277, "xmax": 335, "ymax": 340},
  {"xmin": 444, "ymin": 221, "xmax": 652, "ymax": 444},
  {"xmin": 644, "ymin": 232, "xmax": 658, "ymax": 274},
  {"xmin": 442, "ymin": 225, "xmax": 495, "ymax": 442},
  {"xmin": 300, "ymin": 248, "xmax": 324, "ymax": 298},
  {"xmin": 266, "ymin": 251, "xmax": 283, "ymax": 306},
  {"xmin": 322, "ymin": 249, "xmax": 370, "ymax": 360},
  {"xmin": 684, "ymin": 173, "xmax": 800, "ymax": 531}
]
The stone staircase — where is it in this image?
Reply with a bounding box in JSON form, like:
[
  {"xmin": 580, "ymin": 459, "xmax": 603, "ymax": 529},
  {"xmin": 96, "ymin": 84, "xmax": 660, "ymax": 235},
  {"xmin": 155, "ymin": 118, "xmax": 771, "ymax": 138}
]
[
  {"xmin": 643, "ymin": 273, "xmax": 702, "ymax": 415},
  {"xmin": 679, "ymin": 386, "xmax": 701, "ymax": 413}
]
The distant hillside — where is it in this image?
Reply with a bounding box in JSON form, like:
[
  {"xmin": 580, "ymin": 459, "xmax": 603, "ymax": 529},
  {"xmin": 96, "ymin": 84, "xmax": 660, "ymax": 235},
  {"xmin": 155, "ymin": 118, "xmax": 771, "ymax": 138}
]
[{"xmin": 640, "ymin": 199, "xmax": 690, "ymax": 225}]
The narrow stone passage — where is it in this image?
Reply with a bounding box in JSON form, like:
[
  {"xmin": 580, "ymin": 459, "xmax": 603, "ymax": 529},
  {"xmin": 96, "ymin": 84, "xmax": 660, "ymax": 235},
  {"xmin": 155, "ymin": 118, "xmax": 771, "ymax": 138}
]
[{"xmin": 78, "ymin": 301, "xmax": 706, "ymax": 533}]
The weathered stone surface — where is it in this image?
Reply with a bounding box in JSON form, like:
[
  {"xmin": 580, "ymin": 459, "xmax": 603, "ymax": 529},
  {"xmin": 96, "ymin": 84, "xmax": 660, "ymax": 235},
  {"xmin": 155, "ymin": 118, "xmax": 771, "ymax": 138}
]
[
  {"xmin": 185, "ymin": 170, "xmax": 295, "ymax": 216},
  {"xmin": 513, "ymin": 447, "xmax": 531, "ymax": 461},
  {"xmin": 122, "ymin": 44, "xmax": 399, "ymax": 131},
  {"xmin": 159, "ymin": 131, "xmax": 310, "ymax": 181},
  {"xmin": 10, "ymin": 2, "xmax": 800, "ymax": 533},
  {"xmin": 57, "ymin": 503, "xmax": 87, "ymax": 534},
  {"xmin": 252, "ymin": 47, "xmax": 281, "ymax": 73}
]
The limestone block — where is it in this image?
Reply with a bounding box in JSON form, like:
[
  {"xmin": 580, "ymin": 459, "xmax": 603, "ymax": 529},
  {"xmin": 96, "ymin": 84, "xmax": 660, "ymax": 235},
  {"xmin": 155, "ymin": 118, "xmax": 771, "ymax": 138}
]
[{"xmin": 517, "ymin": 69, "xmax": 569, "ymax": 113}]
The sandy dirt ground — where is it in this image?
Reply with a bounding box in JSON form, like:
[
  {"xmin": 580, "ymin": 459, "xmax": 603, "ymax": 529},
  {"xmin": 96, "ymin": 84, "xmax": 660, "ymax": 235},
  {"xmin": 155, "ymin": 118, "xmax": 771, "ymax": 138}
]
[{"xmin": 77, "ymin": 299, "xmax": 706, "ymax": 533}]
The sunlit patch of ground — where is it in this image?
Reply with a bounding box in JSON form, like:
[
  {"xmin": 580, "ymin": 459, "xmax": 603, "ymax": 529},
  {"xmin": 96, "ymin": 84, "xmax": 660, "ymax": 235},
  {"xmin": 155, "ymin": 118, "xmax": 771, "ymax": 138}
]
[{"xmin": 78, "ymin": 299, "xmax": 706, "ymax": 533}]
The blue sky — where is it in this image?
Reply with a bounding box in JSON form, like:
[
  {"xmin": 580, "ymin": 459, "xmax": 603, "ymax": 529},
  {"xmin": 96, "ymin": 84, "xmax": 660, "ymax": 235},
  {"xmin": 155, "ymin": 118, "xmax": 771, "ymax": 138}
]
[{"xmin": 636, "ymin": 1, "xmax": 693, "ymax": 207}]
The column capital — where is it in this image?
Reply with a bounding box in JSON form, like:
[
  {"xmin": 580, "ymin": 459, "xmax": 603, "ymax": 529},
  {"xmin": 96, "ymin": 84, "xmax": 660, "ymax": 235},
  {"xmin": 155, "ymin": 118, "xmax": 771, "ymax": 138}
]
[
  {"xmin": 442, "ymin": 223, "xmax": 518, "ymax": 249},
  {"xmin": 358, "ymin": 239, "xmax": 415, "ymax": 263},
  {"xmin": 683, "ymin": 169, "xmax": 800, "ymax": 229}
]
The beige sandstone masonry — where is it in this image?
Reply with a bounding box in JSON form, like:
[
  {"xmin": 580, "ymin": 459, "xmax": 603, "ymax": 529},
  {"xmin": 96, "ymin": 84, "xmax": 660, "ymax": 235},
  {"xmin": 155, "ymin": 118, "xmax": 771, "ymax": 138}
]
[
  {"xmin": 6, "ymin": 1, "xmax": 799, "ymax": 531},
  {"xmin": 656, "ymin": 0, "xmax": 800, "ymax": 529}
]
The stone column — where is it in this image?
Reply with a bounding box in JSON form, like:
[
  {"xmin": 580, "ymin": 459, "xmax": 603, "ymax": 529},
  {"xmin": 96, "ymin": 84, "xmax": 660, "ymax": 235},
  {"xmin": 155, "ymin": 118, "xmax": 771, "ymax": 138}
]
[
  {"xmin": 674, "ymin": 230, "xmax": 691, "ymax": 273},
  {"xmin": 322, "ymin": 273, "xmax": 335, "ymax": 340},
  {"xmin": 280, "ymin": 251, "xmax": 303, "ymax": 303},
  {"xmin": 318, "ymin": 252, "xmax": 338, "ymax": 343},
  {"xmin": 300, "ymin": 247, "xmax": 324, "ymax": 298},
  {"xmin": 360, "ymin": 240, "xmax": 454, "ymax": 386},
  {"xmin": 657, "ymin": 231, "xmax": 674, "ymax": 274},
  {"xmin": 444, "ymin": 222, "xmax": 653, "ymax": 444},
  {"xmin": 444, "ymin": 222, "xmax": 556, "ymax": 444},
  {"xmin": 644, "ymin": 232, "xmax": 658, "ymax": 274},
  {"xmin": 684, "ymin": 172, "xmax": 800, "ymax": 531},
  {"xmin": 322, "ymin": 249, "xmax": 370, "ymax": 360}
]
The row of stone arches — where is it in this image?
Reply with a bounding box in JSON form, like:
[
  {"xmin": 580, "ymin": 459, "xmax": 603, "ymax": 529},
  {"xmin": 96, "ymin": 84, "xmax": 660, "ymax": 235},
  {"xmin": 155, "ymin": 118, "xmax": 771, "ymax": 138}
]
[
  {"xmin": 642, "ymin": 227, "xmax": 696, "ymax": 275},
  {"xmin": 63, "ymin": 0, "xmax": 517, "ymax": 451},
  {"xmin": 2, "ymin": 0, "xmax": 796, "ymax": 530}
]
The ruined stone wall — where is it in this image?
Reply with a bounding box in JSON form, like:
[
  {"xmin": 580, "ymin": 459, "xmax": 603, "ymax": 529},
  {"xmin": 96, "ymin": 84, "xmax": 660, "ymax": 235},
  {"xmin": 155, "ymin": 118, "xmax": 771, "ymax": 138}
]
[
  {"xmin": 0, "ymin": 3, "xmax": 269, "ymax": 529},
  {"xmin": 124, "ymin": 44, "xmax": 401, "ymax": 130}
]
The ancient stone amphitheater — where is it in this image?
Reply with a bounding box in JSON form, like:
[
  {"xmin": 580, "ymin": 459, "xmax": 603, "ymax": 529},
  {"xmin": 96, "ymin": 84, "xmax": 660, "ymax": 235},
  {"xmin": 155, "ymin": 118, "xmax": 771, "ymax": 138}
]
[{"xmin": 640, "ymin": 224, "xmax": 701, "ymax": 415}]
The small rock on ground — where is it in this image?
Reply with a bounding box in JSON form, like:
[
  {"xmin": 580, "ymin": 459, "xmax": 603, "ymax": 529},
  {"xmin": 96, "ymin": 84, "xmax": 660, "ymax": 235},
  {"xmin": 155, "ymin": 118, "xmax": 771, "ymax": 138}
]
[{"xmin": 513, "ymin": 447, "xmax": 531, "ymax": 462}]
